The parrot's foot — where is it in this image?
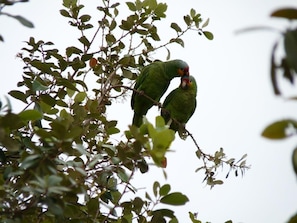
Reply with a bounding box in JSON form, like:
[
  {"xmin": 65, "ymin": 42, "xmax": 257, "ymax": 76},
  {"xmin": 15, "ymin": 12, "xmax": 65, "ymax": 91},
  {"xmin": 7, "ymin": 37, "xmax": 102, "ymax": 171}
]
[{"xmin": 157, "ymin": 102, "xmax": 162, "ymax": 109}]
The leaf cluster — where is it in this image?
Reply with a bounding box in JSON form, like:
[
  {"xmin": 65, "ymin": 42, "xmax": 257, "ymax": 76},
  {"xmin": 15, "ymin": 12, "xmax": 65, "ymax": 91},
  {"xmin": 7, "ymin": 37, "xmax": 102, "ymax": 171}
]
[
  {"xmin": 248, "ymin": 7, "xmax": 297, "ymax": 223},
  {"xmin": 0, "ymin": 0, "xmax": 241, "ymax": 222}
]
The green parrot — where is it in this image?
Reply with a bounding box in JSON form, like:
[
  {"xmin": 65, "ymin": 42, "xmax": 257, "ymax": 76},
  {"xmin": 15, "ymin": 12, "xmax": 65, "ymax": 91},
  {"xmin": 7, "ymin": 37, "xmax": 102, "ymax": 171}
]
[
  {"xmin": 131, "ymin": 59, "xmax": 190, "ymax": 127},
  {"xmin": 161, "ymin": 75, "xmax": 197, "ymax": 139}
]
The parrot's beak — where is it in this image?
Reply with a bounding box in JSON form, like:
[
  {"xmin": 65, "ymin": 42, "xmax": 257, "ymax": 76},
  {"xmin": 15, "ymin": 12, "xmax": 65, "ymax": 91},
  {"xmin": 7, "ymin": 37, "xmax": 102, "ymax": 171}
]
[
  {"xmin": 181, "ymin": 78, "xmax": 189, "ymax": 88},
  {"xmin": 184, "ymin": 67, "xmax": 189, "ymax": 76}
]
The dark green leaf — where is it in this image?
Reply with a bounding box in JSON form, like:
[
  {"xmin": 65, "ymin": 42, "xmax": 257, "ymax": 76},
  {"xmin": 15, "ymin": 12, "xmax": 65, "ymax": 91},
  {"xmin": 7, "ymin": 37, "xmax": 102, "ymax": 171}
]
[
  {"xmin": 170, "ymin": 23, "xmax": 182, "ymax": 32},
  {"xmin": 81, "ymin": 54, "xmax": 93, "ymax": 63},
  {"xmin": 126, "ymin": 2, "xmax": 136, "ymax": 11},
  {"xmin": 107, "ymin": 127, "xmax": 120, "ymax": 135},
  {"xmin": 74, "ymin": 92, "xmax": 86, "ymax": 103},
  {"xmin": 270, "ymin": 41, "xmax": 281, "ymax": 95},
  {"xmin": 262, "ymin": 119, "xmax": 297, "ymax": 139},
  {"xmin": 18, "ymin": 109, "xmax": 42, "ymax": 121},
  {"xmin": 284, "ymin": 29, "xmax": 297, "ymax": 73},
  {"xmin": 133, "ymin": 197, "xmax": 144, "ymax": 214},
  {"xmin": 57, "ymin": 79, "xmax": 78, "ymax": 91},
  {"xmin": 1, "ymin": 113, "xmax": 23, "ymax": 129},
  {"xmin": 190, "ymin": 8, "xmax": 196, "ymax": 18},
  {"xmin": 20, "ymin": 154, "xmax": 40, "ymax": 169},
  {"xmin": 79, "ymin": 14, "xmax": 91, "ymax": 22},
  {"xmin": 292, "ymin": 148, "xmax": 297, "ymax": 177},
  {"xmin": 160, "ymin": 192, "xmax": 189, "ymax": 205},
  {"xmin": 79, "ymin": 36, "xmax": 90, "ymax": 48},
  {"xmin": 106, "ymin": 34, "xmax": 116, "ymax": 44},
  {"xmin": 66, "ymin": 46, "xmax": 83, "ymax": 57},
  {"xmin": 60, "ymin": 9, "xmax": 71, "ymax": 18},
  {"xmin": 32, "ymin": 79, "xmax": 48, "ymax": 91},
  {"xmin": 110, "ymin": 19, "xmax": 117, "ymax": 31},
  {"xmin": 189, "ymin": 212, "xmax": 202, "ymax": 223},
  {"xmin": 169, "ymin": 38, "xmax": 184, "ymax": 47},
  {"xmin": 159, "ymin": 184, "xmax": 170, "ymax": 196},
  {"xmin": 152, "ymin": 208, "xmax": 175, "ymax": 219},
  {"xmin": 137, "ymin": 159, "xmax": 149, "ymax": 173},
  {"xmin": 8, "ymin": 90, "xmax": 27, "ymax": 103},
  {"xmin": 11, "ymin": 15, "xmax": 34, "ymax": 28},
  {"xmin": 63, "ymin": 0, "xmax": 78, "ymax": 8},
  {"xmin": 281, "ymin": 58, "xmax": 294, "ymax": 84},
  {"xmin": 153, "ymin": 181, "xmax": 160, "ymax": 197},
  {"xmin": 271, "ymin": 8, "xmax": 297, "ymax": 20},
  {"xmin": 154, "ymin": 3, "xmax": 167, "ymax": 18},
  {"xmin": 288, "ymin": 212, "xmax": 297, "ymax": 223},
  {"xmin": 203, "ymin": 31, "xmax": 214, "ymax": 40},
  {"xmin": 120, "ymin": 19, "xmax": 133, "ymax": 31},
  {"xmin": 117, "ymin": 168, "xmax": 129, "ymax": 182},
  {"xmin": 183, "ymin": 15, "xmax": 191, "ymax": 26},
  {"xmin": 30, "ymin": 60, "xmax": 54, "ymax": 74}
]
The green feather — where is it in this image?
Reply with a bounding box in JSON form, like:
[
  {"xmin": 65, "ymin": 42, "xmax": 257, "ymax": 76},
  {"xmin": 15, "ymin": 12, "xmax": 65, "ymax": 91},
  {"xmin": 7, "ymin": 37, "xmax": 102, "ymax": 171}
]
[
  {"xmin": 161, "ymin": 76, "xmax": 197, "ymax": 139},
  {"xmin": 131, "ymin": 59, "xmax": 189, "ymax": 126}
]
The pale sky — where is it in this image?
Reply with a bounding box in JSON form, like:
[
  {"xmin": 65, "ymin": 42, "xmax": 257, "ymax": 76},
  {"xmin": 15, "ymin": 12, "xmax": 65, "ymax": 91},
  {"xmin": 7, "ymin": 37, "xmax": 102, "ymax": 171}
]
[{"xmin": 1, "ymin": 0, "xmax": 297, "ymax": 222}]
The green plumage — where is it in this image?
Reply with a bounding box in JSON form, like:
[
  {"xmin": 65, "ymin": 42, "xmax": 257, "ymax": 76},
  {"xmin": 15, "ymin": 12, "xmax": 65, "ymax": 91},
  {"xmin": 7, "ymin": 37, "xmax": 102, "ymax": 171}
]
[
  {"xmin": 161, "ymin": 76, "xmax": 197, "ymax": 138},
  {"xmin": 131, "ymin": 59, "xmax": 189, "ymax": 126}
]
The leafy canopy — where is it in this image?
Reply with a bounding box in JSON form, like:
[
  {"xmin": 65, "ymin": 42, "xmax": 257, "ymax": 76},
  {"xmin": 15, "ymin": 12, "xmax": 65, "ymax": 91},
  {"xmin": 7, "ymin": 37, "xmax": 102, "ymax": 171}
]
[{"xmin": 0, "ymin": 0, "xmax": 247, "ymax": 222}]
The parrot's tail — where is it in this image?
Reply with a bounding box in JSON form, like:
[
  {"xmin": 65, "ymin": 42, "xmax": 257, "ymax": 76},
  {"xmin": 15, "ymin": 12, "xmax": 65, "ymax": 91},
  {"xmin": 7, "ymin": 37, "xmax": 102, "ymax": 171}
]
[{"xmin": 132, "ymin": 113, "xmax": 143, "ymax": 127}]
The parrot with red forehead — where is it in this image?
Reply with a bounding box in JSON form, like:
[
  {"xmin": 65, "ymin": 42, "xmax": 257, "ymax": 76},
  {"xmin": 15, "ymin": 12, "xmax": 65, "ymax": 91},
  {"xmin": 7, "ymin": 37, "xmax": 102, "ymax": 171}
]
[
  {"xmin": 131, "ymin": 59, "xmax": 190, "ymax": 127},
  {"xmin": 161, "ymin": 75, "xmax": 197, "ymax": 139}
]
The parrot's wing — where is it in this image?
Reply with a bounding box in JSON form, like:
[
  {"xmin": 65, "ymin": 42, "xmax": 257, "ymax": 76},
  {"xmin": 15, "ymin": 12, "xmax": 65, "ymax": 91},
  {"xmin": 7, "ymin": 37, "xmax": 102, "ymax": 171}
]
[{"xmin": 131, "ymin": 64, "xmax": 154, "ymax": 108}]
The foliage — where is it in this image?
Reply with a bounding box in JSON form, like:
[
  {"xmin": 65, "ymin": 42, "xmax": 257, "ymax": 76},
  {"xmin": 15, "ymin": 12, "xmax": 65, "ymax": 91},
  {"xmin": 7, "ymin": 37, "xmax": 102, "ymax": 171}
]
[
  {"xmin": 0, "ymin": 0, "xmax": 247, "ymax": 222},
  {"xmin": 257, "ymin": 7, "xmax": 297, "ymax": 175},
  {"xmin": 0, "ymin": 0, "xmax": 33, "ymax": 41},
  {"xmin": 244, "ymin": 7, "xmax": 297, "ymax": 223}
]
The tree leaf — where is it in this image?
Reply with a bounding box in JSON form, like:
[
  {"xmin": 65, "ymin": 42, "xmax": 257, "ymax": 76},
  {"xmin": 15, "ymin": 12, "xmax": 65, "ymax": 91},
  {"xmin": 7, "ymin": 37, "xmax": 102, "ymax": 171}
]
[
  {"xmin": 40, "ymin": 94, "xmax": 56, "ymax": 107},
  {"xmin": 154, "ymin": 3, "xmax": 167, "ymax": 18},
  {"xmin": 190, "ymin": 8, "xmax": 196, "ymax": 18},
  {"xmin": 8, "ymin": 90, "xmax": 28, "ymax": 103},
  {"xmin": 60, "ymin": 9, "xmax": 71, "ymax": 18},
  {"xmin": 79, "ymin": 14, "xmax": 91, "ymax": 22},
  {"xmin": 117, "ymin": 167, "xmax": 129, "ymax": 182},
  {"xmin": 159, "ymin": 184, "xmax": 170, "ymax": 196},
  {"xmin": 203, "ymin": 31, "xmax": 214, "ymax": 40},
  {"xmin": 107, "ymin": 127, "xmax": 120, "ymax": 135},
  {"xmin": 153, "ymin": 181, "xmax": 160, "ymax": 197},
  {"xmin": 202, "ymin": 18, "xmax": 209, "ymax": 28},
  {"xmin": 79, "ymin": 36, "xmax": 90, "ymax": 48},
  {"xmin": 288, "ymin": 213, "xmax": 297, "ymax": 223},
  {"xmin": 160, "ymin": 192, "xmax": 189, "ymax": 205},
  {"xmin": 284, "ymin": 29, "xmax": 297, "ymax": 73},
  {"xmin": 63, "ymin": 0, "xmax": 78, "ymax": 8},
  {"xmin": 189, "ymin": 212, "xmax": 202, "ymax": 223},
  {"xmin": 18, "ymin": 109, "xmax": 43, "ymax": 122},
  {"xmin": 74, "ymin": 92, "xmax": 87, "ymax": 103},
  {"xmin": 169, "ymin": 38, "xmax": 184, "ymax": 47},
  {"xmin": 126, "ymin": 2, "xmax": 136, "ymax": 11},
  {"xmin": 32, "ymin": 79, "xmax": 48, "ymax": 91},
  {"xmin": 183, "ymin": 15, "xmax": 191, "ymax": 26},
  {"xmin": 292, "ymin": 148, "xmax": 297, "ymax": 177},
  {"xmin": 270, "ymin": 41, "xmax": 281, "ymax": 95},
  {"xmin": 170, "ymin": 23, "xmax": 182, "ymax": 32},
  {"xmin": 271, "ymin": 8, "xmax": 297, "ymax": 20},
  {"xmin": 11, "ymin": 15, "xmax": 34, "ymax": 28},
  {"xmin": 262, "ymin": 119, "xmax": 297, "ymax": 139}
]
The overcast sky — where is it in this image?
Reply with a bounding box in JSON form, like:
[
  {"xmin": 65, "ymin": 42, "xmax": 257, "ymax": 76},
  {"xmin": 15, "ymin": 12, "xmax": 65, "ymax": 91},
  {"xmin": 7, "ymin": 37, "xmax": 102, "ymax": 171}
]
[{"xmin": 1, "ymin": 0, "xmax": 297, "ymax": 222}]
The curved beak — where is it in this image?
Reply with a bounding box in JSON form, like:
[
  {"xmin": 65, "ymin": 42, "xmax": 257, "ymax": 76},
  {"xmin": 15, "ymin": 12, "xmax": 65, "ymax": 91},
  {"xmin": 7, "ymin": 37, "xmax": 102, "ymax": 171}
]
[{"xmin": 181, "ymin": 77, "xmax": 189, "ymax": 89}]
